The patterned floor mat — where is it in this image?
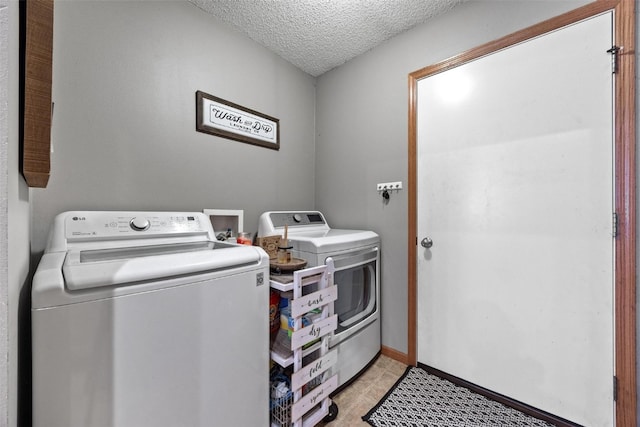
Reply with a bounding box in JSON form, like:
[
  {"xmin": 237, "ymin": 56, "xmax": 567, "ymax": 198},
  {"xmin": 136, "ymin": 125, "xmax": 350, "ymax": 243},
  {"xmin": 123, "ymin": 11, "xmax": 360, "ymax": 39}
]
[{"xmin": 362, "ymin": 366, "xmax": 555, "ymax": 427}]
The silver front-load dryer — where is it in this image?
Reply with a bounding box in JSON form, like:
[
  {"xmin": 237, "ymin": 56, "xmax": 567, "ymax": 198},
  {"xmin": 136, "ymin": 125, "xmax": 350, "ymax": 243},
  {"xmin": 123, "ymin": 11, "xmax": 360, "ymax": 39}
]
[{"xmin": 258, "ymin": 211, "xmax": 380, "ymax": 389}]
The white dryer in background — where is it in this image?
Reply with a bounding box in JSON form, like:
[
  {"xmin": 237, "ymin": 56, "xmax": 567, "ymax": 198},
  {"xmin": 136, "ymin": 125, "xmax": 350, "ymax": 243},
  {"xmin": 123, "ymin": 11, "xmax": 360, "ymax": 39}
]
[
  {"xmin": 32, "ymin": 211, "xmax": 270, "ymax": 427},
  {"xmin": 258, "ymin": 211, "xmax": 380, "ymax": 389}
]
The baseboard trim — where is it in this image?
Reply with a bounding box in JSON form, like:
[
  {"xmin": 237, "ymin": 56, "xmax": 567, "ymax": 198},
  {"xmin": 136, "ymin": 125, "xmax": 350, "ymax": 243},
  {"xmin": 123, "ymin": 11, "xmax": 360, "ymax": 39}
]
[
  {"xmin": 417, "ymin": 363, "xmax": 583, "ymax": 427},
  {"xmin": 381, "ymin": 345, "xmax": 410, "ymax": 365}
]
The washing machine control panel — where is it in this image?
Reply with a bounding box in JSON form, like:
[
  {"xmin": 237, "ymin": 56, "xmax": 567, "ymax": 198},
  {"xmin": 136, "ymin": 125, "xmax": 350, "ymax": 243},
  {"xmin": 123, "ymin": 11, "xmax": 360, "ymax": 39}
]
[
  {"xmin": 269, "ymin": 211, "xmax": 326, "ymax": 228},
  {"xmin": 62, "ymin": 212, "xmax": 212, "ymax": 242}
]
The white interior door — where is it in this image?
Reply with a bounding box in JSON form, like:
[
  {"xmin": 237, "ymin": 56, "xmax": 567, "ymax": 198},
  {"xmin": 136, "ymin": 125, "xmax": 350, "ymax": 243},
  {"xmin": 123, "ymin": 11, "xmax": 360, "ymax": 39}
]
[{"xmin": 416, "ymin": 13, "xmax": 614, "ymax": 427}]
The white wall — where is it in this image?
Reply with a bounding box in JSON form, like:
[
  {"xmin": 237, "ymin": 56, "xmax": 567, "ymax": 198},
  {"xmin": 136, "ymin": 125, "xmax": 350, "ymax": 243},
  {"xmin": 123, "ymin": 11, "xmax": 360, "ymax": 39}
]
[
  {"xmin": 30, "ymin": 0, "xmax": 317, "ymax": 255},
  {"xmin": 315, "ymin": 0, "xmax": 591, "ymax": 355}
]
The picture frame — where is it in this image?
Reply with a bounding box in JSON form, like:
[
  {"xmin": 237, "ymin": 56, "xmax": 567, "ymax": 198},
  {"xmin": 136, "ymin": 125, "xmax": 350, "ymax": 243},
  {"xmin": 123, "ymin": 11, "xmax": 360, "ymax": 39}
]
[{"xmin": 196, "ymin": 90, "xmax": 280, "ymax": 150}]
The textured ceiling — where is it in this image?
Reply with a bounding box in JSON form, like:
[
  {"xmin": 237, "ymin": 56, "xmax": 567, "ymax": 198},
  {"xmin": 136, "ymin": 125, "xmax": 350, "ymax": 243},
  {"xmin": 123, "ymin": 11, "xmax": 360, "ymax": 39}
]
[{"xmin": 189, "ymin": 0, "xmax": 466, "ymax": 77}]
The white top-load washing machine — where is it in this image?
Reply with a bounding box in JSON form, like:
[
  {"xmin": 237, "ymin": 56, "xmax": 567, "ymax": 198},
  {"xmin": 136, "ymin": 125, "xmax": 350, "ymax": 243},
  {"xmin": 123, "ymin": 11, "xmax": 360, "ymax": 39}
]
[
  {"xmin": 258, "ymin": 211, "xmax": 380, "ymax": 389},
  {"xmin": 32, "ymin": 211, "xmax": 270, "ymax": 427}
]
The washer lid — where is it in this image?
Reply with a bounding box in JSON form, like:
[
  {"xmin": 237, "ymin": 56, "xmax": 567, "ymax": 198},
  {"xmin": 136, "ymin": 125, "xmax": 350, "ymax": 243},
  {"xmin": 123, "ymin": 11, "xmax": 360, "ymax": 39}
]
[
  {"xmin": 290, "ymin": 229, "xmax": 379, "ymax": 254},
  {"xmin": 62, "ymin": 241, "xmax": 261, "ymax": 290}
]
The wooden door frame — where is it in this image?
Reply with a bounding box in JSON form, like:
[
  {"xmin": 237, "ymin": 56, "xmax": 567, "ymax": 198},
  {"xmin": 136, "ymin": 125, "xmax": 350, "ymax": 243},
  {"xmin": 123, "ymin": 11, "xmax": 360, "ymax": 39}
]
[{"xmin": 407, "ymin": 1, "xmax": 636, "ymax": 425}]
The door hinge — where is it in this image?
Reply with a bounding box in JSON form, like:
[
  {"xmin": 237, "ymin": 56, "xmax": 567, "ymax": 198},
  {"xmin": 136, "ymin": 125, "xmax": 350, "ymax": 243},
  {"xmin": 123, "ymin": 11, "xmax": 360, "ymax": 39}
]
[
  {"xmin": 613, "ymin": 212, "xmax": 619, "ymax": 238},
  {"xmin": 607, "ymin": 45, "xmax": 620, "ymax": 74},
  {"xmin": 613, "ymin": 375, "xmax": 618, "ymax": 401}
]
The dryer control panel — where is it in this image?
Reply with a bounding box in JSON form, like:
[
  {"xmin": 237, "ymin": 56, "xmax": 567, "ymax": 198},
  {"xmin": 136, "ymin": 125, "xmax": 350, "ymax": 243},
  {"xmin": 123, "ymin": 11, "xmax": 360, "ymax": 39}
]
[
  {"xmin": 258, "ymin": 211, "xmax": 330, "ymax": 237},
  {"xmin": 268, "ymin": 211, "xmax": 326, "ymax": 228}
]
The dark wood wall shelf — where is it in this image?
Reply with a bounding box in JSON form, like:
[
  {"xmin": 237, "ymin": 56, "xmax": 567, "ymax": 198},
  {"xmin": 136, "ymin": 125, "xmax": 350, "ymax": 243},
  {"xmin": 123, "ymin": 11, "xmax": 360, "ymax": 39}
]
[{"xmin": 22, "ymin": 0, "xmax": 53, "ymax": 188}]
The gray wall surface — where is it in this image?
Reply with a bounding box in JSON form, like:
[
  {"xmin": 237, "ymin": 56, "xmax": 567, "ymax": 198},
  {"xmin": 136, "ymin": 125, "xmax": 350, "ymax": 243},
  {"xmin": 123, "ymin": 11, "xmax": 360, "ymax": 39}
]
[
  {"xmin": 315, "ymin": 0, "xmax": 590, "ymax": 354},
  {"xmin": 30, "ymin": 0, "xmax": 317, "ymax": 255}
]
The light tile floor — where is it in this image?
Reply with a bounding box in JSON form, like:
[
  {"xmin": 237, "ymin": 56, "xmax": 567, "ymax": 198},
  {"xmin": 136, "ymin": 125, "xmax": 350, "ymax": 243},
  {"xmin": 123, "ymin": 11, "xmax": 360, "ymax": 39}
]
[{"xmin": 320, "ymin": 354, "xmax": 408, "ymax": 426}]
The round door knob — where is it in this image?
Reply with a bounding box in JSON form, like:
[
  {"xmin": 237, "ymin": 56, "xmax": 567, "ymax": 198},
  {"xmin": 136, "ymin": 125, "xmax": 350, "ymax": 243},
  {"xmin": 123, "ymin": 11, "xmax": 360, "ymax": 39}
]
[{"xmin": 421, "ymin": 237, "xmax": 433, "ymax": 249}]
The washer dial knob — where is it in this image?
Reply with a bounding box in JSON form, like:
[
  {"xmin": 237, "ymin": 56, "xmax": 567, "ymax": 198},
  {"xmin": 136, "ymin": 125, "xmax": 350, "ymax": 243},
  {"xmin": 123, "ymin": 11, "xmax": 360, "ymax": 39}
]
[
  {"xmin": 293, "ymin": 214, "xmax": 303, "ymax": 223},
  {"xmin": 130, "ymin": 217, "xmax": 150, "ymax": 231}
]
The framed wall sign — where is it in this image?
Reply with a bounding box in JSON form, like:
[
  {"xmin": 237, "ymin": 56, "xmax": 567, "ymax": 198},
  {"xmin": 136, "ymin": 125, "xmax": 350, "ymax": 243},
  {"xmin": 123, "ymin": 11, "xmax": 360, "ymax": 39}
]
[{"xmin": 196, "ymin": 90, "xmax": 280, "ymax": 150}]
